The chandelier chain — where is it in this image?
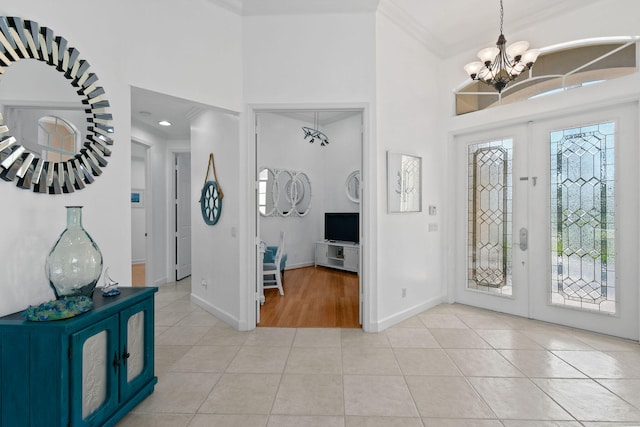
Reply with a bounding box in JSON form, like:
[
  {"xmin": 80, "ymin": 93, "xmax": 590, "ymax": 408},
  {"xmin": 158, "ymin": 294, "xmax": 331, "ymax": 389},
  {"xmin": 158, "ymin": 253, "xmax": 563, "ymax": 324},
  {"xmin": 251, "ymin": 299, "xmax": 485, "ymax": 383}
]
[{"xmin": 499, "ymin": 0, "xmax": 504, "ymax": 35}]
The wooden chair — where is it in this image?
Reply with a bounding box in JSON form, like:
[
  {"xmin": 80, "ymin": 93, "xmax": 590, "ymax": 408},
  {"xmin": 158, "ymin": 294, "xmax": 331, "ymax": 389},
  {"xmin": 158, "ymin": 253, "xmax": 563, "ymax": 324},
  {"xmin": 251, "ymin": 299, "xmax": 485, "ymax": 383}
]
[{"xmin": 262, "ymin": 231, "xmax": 285, "ymax": 296}]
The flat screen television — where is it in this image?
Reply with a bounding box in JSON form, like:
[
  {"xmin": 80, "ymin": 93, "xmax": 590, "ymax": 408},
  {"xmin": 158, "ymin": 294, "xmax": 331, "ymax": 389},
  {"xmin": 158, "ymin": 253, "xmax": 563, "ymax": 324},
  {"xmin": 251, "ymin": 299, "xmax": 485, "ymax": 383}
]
[{"xmin": 324, "ymin": 212, "xmax": 359, "ymax": 244}]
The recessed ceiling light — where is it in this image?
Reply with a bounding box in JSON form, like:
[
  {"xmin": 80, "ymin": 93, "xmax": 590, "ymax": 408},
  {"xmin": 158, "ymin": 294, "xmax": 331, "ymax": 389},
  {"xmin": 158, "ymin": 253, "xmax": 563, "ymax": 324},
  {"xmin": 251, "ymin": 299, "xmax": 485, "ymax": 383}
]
[{"xmin": 158, "ymin": 120, "xmax": 172, "ymax": 126}]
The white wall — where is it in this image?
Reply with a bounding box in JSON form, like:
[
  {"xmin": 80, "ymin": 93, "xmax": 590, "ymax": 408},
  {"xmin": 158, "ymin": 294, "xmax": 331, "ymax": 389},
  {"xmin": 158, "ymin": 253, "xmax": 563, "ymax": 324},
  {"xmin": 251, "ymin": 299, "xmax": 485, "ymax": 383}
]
[
  {"xmin": 373, "ymin": 12, "xmax": 444, "ymax": 330},
  {"xmin": 190, "ymin": 110, "xmax": 241, "ymax": 326},
  {"xmin": 0, "ymin": 0, "xmax": 242, "ymax": 317},
  {"xmin": 257, "ymin": 112, "xmax": 361, "ymax": 269}
]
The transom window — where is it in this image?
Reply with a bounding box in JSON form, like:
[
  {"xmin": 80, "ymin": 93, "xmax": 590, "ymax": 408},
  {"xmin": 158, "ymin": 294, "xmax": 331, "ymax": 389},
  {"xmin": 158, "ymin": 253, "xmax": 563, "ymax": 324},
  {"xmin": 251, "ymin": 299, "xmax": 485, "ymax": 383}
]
[{"xmin": 456, "ymin": 38, "xmax": 638, "ymax": 115}]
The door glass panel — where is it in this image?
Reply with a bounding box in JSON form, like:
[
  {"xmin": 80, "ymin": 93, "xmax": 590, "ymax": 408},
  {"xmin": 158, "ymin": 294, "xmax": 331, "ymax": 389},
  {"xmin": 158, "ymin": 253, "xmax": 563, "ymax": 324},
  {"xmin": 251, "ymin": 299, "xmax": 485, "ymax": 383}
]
[
  {"xmin": 82, "ymin": 330, "xmax": 107, "ymax": 418},
  {"xmin": 550, "ymin": 122, "xmax": 616, "ymax": 313},
  {"xmin": 467, "ymin": 139, "xmax": 513, "ymax": 296},
  {"xmin": 127, "ymin": 311, "xmax": 145, "ymax": 381}
]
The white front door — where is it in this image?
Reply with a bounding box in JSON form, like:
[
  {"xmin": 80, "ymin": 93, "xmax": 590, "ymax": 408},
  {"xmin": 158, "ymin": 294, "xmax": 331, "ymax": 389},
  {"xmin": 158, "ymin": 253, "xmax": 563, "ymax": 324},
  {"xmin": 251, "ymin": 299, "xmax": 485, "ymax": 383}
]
[{"xmin": 454, "ymin": 103, "xmax": 639, "ymax": 340}]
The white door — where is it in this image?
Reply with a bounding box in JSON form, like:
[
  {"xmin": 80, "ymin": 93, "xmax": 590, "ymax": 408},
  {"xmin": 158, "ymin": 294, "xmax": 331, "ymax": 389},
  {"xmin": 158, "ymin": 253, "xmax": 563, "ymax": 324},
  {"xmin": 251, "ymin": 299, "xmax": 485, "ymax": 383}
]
[
  {"xmin": 454, "ymin": 104, "xmax": 639, "ymax": 340},
  {"xmin": 176, "ymin": 153, "xmax": 192, "ymax": 280}
]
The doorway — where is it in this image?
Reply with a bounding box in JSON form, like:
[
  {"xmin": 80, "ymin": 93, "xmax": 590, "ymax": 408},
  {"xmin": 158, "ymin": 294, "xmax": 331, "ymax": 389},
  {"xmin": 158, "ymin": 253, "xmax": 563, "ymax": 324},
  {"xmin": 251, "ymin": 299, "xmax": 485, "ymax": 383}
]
[
  {"xmin": 254, "ymin": 109, "xmax": 364, "ymax": 328},
  {"xmin": 175, "ymin": 152, "xmax": 192, "ymax": 281},
  {"xmin": 131, "ymin": 141, "xmax": 150, "ymax": 286},
  {"xmin": 453, "ymin": 104, "xmax": 639, "ymax": 340}
]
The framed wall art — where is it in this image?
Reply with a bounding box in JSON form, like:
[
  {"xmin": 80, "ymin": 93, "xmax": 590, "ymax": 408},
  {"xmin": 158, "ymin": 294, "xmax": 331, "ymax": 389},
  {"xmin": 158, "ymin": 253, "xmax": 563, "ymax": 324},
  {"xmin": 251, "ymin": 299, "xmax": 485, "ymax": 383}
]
[{"xmin": 387, "ymin": 152, "xmax": 422, "ymax": 213}]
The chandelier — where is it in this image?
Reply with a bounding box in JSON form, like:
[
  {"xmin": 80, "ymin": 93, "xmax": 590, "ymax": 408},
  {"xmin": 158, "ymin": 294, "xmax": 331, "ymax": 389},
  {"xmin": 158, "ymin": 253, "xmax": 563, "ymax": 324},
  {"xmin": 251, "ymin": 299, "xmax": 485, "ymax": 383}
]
[
  {"xmin": 464, "ymin": 0, "xmax": 540, "ymax": 93},
  {"xmin": 302, "ymin": 112, "xmax": 329, "ymax": 146}
]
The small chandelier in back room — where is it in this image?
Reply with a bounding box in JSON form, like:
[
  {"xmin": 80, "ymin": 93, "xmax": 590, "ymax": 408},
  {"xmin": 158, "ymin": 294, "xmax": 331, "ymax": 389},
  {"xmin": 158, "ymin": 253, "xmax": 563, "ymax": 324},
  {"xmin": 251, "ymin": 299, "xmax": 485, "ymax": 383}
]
[
  {"xmin": 302, "ymin": 112, "xmax": 329, "ymax": 146},
  {"xmin": 463, "ymin": 0, "xmax": 540, "ymax": 93}
]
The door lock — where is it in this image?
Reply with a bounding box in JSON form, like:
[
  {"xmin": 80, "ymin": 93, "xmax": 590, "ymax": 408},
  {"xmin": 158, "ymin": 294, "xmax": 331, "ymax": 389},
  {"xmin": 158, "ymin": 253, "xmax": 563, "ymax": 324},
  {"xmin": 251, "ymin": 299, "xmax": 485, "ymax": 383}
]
[{"xmin": 517, "ymin": 228, "xmax": 528, "ymax": 251}]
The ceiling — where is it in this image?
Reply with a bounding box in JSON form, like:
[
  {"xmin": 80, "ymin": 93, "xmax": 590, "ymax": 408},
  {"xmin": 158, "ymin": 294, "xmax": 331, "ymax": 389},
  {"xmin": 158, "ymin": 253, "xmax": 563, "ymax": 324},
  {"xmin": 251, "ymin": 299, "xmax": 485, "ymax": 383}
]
[{"xmin": 132, "ymin": 0, "xmax": 605, "ymax": 140}]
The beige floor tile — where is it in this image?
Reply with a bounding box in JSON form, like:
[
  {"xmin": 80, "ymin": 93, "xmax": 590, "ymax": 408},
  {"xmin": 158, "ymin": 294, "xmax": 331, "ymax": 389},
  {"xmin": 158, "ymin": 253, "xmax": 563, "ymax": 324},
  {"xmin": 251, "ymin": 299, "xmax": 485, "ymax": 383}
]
[
  {"xmin": 385, "ymin": 328, "xmax": 441, "ymax": 348},
  {"xmin": 597, "ymin": 379, "xmax": 640, "ymax": 409},
  {"xmin": 226, "ymin": 346, "xmax": 291, "ymax": 373},
  {"xmin": 346, "ymin": 416, "xmax": 423, "ymax": 427},
  {"xmin": 519, "ymin": 329, "xmax": 595, "ymax": 351},
  {"xmin": 170, "ymin": 345, "xmax": 239, "ymax": 373},
  {"xmin": 429, "ymin": 328, "xmax": 492, "ymax": 349},
  {"xmin": 571, "ymin": 331, "xmax": 640, "ymax": 352},
  {"xmin": 155, "ymin": 345, "xmax": 191, "ymax": 374},
  {"xmin": 446, "ymin": 349, "xmax": 524, "ymax": 377},
  {"xmin": 552, "ymin": 351, "xmax": 633, "ymax": 378},
  {"xmin": 115, "ymin": 413, "xmax": 194, "ymax": 427},
  {"xmin": 343, "ymin": 375, "xmax": 418, "ymax": 417},
  {"xmin": 501, "ymin": 422, "xmax": 582, "ymax": 427},
  {"xmin": 604, "ymin": 351, "xmax": 640, "ymax": 378},
  {"xmin": 268, "ymin": 415, "xmax": 344, "ymax": 427},
  {"xmin": 198, "ymin": 373, "xmax": 281, "ymax": 414},
  {"xmin": 533, "ymin": 378, "xmax": 640, "ymax": 422},
  {"xmin": 341, "ymin": 329, "xmax": 391, "ymax": 348},
  {"xmin": 285, "ymin": 347, "xmax": 342, "ymax": 374},
  {"xmin": 393, "ymin": 348, "xmax": 462, "ymax": 376},
  {"xmin": 406, "ymin": 376, "xmax": 495, "ymax": 419},
  {"xmin": 272, "ymin": 374, "xmax": 344, "ymax": 416},
  {"xmin": 391, "ymin": 316, "xmax": 427, "ymax": 328},
  {"xmin": 175, "ymin": 310, "xmax": 221, "ymax": 327},
  {"xmin": 342, "ymin": 347, "xmax": 402, "ymax": 375},
  {"xmin": 418, "ymin": 313, "xmax": 469, "ymax": 329},
  {"xmin": 189, "ymin": 414, "xmax": 268, "ymax": 427},
  {"xmin": 244, "ymin": 327, "xmax": 296, "ymax": 347},
  {"xmin": 422, "ymin": 419, "xmax": 504, "ymax": 427},
  {"xmin": 154, "ymin": 325, "xmax": 170, "ymax": 337},
  {"xmin": 133, "ymin": 372, "xmax": 220, "ymax": 413},
  {"xmin": 155, "ymin": 310, "xmax": 190, "ymax": 327},
  {"xmin": 475, "ymin": 329, "xmax": 544, "ymax": 350},
  {"xmin": 468, "ymin": 377, "xmax": 573, "ymax": 420},
  {"xmin": 457, "ymin": 313, "xmax": 514, "ymax": 330},
  {"xmin": 293, "ymin": 328, "xmax": 342, "ymax": 348},
  {"xmin": 498, "ymin": 350, "xmax": 587, "ymax": 378},
  {"xmin": 156, "ymin": 325, "xmax": 212, "ymax": 346},
  {"xmin": 197, "ymin": 323, "xmax": 250, "ymax": 346}
]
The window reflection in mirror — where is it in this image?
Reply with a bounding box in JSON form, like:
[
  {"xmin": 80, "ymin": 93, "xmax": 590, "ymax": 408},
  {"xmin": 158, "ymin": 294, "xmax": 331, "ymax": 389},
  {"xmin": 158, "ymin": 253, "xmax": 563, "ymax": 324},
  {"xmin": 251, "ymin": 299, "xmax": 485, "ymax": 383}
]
[{"xmin": 0, "ymin": 59, "xmax": 86, "ymax": 159}]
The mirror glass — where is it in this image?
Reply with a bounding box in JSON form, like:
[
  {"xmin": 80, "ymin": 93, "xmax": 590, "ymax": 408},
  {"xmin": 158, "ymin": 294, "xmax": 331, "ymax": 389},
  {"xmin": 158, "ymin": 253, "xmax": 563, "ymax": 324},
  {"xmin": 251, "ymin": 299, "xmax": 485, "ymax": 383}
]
[
  {"xmin": 291, "ymin": 172, "xmax": 312, "ymax": 216},
  {"xmin": 345, "ymin": 170, "xmax": 360, "ymax": 203},
  {"xmin": 0, "ymin": 16, "xmax": 113, "ymax": 194},
  {"xmin": 258, "ymin": 168, "xmax": 278, "ymax": 217},
  {"xmin": 0, "ymin": 60, "xmax": 87, "ymax": 162},
  {"xmin": 275, "ymin": 169, "xmax": 294, "ymax": 216}
]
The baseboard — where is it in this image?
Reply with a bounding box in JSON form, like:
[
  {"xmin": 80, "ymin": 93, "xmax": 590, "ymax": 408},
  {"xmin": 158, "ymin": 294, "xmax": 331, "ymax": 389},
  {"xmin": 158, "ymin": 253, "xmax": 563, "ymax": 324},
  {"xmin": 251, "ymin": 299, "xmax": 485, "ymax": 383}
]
[
  {"xmin": 132, "ymin": 260, "xmax": 145, "ymax": 265},
  {"xmin": 153, "ymin": 277, "xmax": 167, "ymax": 286},
  {"xmin": 191, "ymin": 293, "xmax": 241, "ymax": 329},
  {"xmin": 284, "ymin": 261, "xmax": 314, "ymax": 270},
  {"xmin": 371, "ymin": 295, "xmax": 445, "ymax": 332}
]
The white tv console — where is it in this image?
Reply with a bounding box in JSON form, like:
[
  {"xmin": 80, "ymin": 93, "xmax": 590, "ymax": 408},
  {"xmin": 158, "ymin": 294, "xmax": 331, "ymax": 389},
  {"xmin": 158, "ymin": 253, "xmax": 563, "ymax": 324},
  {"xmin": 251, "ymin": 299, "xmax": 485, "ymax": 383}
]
[{"xmin": 315, "ymin": 240, "xmax": 359, "ymax": 273}]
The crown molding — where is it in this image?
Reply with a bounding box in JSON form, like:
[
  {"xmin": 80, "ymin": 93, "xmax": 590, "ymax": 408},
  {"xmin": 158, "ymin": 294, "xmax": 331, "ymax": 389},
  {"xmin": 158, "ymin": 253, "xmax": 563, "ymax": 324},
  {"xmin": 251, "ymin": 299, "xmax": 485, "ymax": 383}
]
[{"xmin": 377, "ymin": 0, "xmax": 445, "ymax": 58}]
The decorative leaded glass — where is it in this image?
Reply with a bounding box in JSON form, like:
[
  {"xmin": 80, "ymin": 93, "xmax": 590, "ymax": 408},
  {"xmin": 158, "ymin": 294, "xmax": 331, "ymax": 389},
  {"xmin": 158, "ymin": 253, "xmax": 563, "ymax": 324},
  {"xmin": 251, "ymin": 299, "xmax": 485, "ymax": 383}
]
[
  {"xmin": 550, "ymin": 122, "xmax": 616, "ymax": 313},
  {"xmin": 468, "ymin": 139, "xmax": 513, "ymax": 296}
]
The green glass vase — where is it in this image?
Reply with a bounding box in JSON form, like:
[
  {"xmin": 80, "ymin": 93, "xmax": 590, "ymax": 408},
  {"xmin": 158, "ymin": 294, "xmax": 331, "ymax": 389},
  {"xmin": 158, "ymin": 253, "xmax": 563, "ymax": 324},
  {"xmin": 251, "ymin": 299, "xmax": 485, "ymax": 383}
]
[{"xmin": 45, "ymin": 206, "xmax": 103, "ymax": 299}]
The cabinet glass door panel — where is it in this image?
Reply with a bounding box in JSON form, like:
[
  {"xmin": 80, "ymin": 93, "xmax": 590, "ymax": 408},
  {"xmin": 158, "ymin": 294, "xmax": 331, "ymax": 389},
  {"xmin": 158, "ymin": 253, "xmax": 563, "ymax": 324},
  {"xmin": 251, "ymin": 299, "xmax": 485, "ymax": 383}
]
[
  {"xmin": 127, "ymin": 310, "xmax": 145, "ymax": 381},
  {"xmin": 71, "ymin": 315, "xmax": 119, "ymax": 427},
  {"xmin": 119, "ymin": 298, "xmax": 155, "ymax": 402}
]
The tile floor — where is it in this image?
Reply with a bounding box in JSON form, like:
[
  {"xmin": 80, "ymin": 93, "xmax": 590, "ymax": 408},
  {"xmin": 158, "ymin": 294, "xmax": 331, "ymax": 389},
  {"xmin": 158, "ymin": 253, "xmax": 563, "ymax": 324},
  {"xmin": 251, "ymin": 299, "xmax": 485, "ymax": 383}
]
[{"xmin": 116, "ymin": 279, "xmax": 640, "ymax": 427}]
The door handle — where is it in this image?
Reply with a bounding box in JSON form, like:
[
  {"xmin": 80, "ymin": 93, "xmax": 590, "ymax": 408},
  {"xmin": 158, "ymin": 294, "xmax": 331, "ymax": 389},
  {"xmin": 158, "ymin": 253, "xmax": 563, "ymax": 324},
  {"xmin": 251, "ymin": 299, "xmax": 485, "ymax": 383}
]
[{"xmin": 516, "ymin": 227, "xmax": 528, "ymax": 251}]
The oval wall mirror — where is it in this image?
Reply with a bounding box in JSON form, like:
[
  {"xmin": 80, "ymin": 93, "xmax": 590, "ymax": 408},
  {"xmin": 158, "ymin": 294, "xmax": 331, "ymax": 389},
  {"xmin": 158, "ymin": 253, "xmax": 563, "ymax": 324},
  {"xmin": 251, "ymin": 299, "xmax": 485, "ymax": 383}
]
[
  {"xmin": 345, "ymin": 170, "xmax": 360, "ymax": 203},
  {"xmin": 275, "ymin": 169, "xmax": 294, "ymax": 217},
  {"xmin": 0, "ymin": 16, "xmax": 113, "ymax": 194},
  {"xmin": 290, "ymin": 172, "xmax": 312, "ymax": 216}
]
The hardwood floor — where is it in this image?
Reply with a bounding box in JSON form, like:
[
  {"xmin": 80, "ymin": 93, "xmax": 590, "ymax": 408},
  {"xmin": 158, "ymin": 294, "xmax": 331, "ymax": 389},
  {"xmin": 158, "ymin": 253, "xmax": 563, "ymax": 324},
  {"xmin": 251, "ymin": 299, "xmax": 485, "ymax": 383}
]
[
  {"xmin": 259, "ymin": 266, "xmax": 360, "ymax": 328},
  {"xmin": 132, "ymin": 263, "xmax": 145, "ymax": 287}
]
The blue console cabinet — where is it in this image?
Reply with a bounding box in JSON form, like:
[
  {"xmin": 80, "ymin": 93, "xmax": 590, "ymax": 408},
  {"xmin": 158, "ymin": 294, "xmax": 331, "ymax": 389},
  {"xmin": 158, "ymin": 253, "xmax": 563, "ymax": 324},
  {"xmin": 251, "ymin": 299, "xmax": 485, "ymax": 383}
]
[{"xmin": 0, "ymin": 287, "xmax": 158, "ymax": 427}]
